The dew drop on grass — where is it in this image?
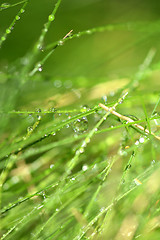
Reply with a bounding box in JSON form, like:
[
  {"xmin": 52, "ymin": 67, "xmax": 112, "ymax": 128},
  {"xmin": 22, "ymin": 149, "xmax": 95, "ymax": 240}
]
[
  {"xmin": 58, "ymin": 40, "xmax": 64, "ymax": 46},
  {"xmin": 79, "ymin": 147, "xmax": 84, "ymax": 153},
  {"xmin": 1, "ymin": 3, "xmax": 11, "ymax": 9},
  {"xmin": 118, "ymin": 99, "xmax": 123, "ymax": 104},
  {"xmin": 50, "ymin": 107, "xmax": 57, "ymax": 113},
  {"xmin": 20, "ymin": 9, "xmax": 25, "ymax": 13},
  {"xmin": 44, "ymin": 27, "xmax": 48, "ymax": 33},
  {"xmin": 6, "ymin": 28, "xmax": 11, "ymax": 34},
  {"xmin": 125, "ymin": 164, "xmax": 131, "ymax": 170},
  {"xmin": 37, "ymin": 43, "xmax": 44, "ymax": 52},
  {"xmin": 73, "ymin": 117, "xmax": 88, "ymax": 134},
  {"xmin": 101, "ymin": 95, "xmax": 107, "ymax": 103},
  {"xmin": 100, "ymin": 207, "xmax": 105, "ymax": 212},
  {"xmin": 64, "ymin": 80, "xmax": 72, "ymax": 89},
  {"xmin": 54, "ymin": 79, "xmax": 62, "ymax": 88},
  {"xmin": 119, "ymin": 149, "xmax": 127, "ymax": 156},
  {"xmin": 38, "ymin": 65, "xmax": 43, "ymax": 72},
  {"xmin": 139, "ymin": 137, "xmax": 144, "ymax": 143},
  {"xmin": 121, "ymin": 179, "xmax": 125, "ymax": 184},
  {"xmin": 27, "ymin": 126, "xmax": 33, "ymax": 133},
  {"xmin": 151, "ymin": 160, "xmax": 156, "ymax": 165},
  {"xmin": 15, "ymin": 15, "xmax": 20, "ymax": 21},
  {"xmin": 37, "ymin": 205, "xmax": 44, "ymax": 210},
  {"xmin": 86, "ymin": 30, "xmax": 91, "ymax": 34},
  {"xmin": 85, "ymin": 137, "xmax": 90, "ymax": 143},
  {"xmin": 1, "ymin": 36, "xmax": 6, "ymax": 42},
  {"xmin": 82, "ymin": 105, "xmax": 90, "ymax": 111},
  {"xmin": 48, "ymin": 14, "xmax": 55, "ymax": 22},
  {"xmin": 27, "ymin": 114, "xmax": 34, "ymax": 124},
  {"xmin": 135, "ymin": 140, "xmax": 139, "ymax": 145},
  {"xmin": 37, "ymin": 115, "xmax": 41, "ymax": 120},
  {"xmin": 35, "ymin": 108, "xmax": 41, "ymax": 113},
  {"xmin": 50, "ymin": 164, "xmax": 54, "ymax": 169},
  {"xmin": 152, "ymin": 111, "xmax": 159, "ymax": 117},
  {"xmin": 82, "ymin": 164, "xmax": 88, "ymax": 171}
]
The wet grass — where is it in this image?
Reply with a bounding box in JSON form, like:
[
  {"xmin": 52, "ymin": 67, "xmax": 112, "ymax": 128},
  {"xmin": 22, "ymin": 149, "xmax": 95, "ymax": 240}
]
[{"xmin": 0, "ymin": 0, "xmax": 160, "ymax": 239}]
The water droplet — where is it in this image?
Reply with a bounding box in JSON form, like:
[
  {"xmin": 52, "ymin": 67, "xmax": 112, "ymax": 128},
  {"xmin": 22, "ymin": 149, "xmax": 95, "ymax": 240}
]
[
  {"xmin": 73, "ymin": 117, "xmax": 88, "ymax": 134},
  {"xmin": 37, "ymin": 115, "xmax": 41, "ymax": 120},
  {"xmin": 101, "ymin": 95, "xmax": 107, "ymax": 103},
  {"xmin": 100, "ymin": 207, "xmax": 105, "ymax": 212},
  {"xmin": 81, "ymin": 141, "xmax": 87, "ymax": 148},
  {"xmin": 35, "ymin": 108, "xmax": 41, "ymax": 113},
  {"xmin": 118, "ymin": 99, "xmax": 123, "ymax": 104},
  {"xmin": 121, "ymin": 179, "xmax": 125, "ymax": 184},
  {"xmin": 1, "ymin": 36, "xmax": 6, "ymax": 41},
  {"xmin": 27, "ymin": 126, "xmax": 33, "ymax": 133},
  {"xmin": 82, "ymin": 164, "xmax": 88, "ymax": 171},
  {"xmin": 54, "ymin": 79, "xmax": 62, "ymax": 88},
  {"xmin": 85, "ymin": 137, "xmax": 90, "ymax": 143},
  {"xmin": 20, "ymin": 9, "xmax": 25, "ymax": 13},
  {"xmin": 86, "ymin": 30, "xmax": 91, "ymax": 34},
  {"xmin": 6, "ymin": 28, "xmax": 11, "ymax": 34},
  {"xmin": 135, "ymin": 140, "xmax": 139, "ymax": 145},
  {"xmin": 79, "ymin": 147, "xmax": 84, "ymax": 153},
  {"xmin": 81, "ymin": 105, "xmax": 90, "ymax": 112},
  {"xmin": 15, "ymin": 15, "xmax": 20, "ymax": 21},
  {"xmin": 27, "ymin": 114, "xmax": 34, "ymax": 124},
  {"xmin": 50, "ymin": 107, "xmax": 57, "ymax": 113},
  {"xmin": 48, "ymin": 14, "xmax": 55, "ymax": 22},
  {"xmin": 125, "ymin": 164, "xmax": 131, "ymax": 170},
  {"xmin": 76, "ymin": 150, "xmax": 80, "ymax": 155},
  {"xmin": 152, "ymin": 111, "xmax": 159, "ymax": 117},
  {"xmin": 38, "ymin": 65, "xmax": 43, "ymax": 72},
  {"xmin": 1, "ymin": 3, "xmax": 11, "ymax": 9},
  {"xmin": 119, "ymin": 149, "xmax": 127, "ymax": 156},
  {"xmin": 37, "ymin": 43, "xmax": 44, "ymax": 52},
  {"xmin": 11, "ymin": 176, "xmax": 19, "ymax": 184},
  {"xmin": 66, "ymin": 124, "xmax": 70, "ymax": 128},
  {"xmin": 41, "ymin": 191, "xmax": 46, "ymax": 199},
  {"xmin": 58, "ymin": 40, "xmax": 64, "ymax": 46},
  {"xmin": 50, "ymin": 164, "xmax": 54, "ymax": 169},
  {"xmin": 139, "ymin": 137, "xmax": 144, "ymax": 143},
  {"xmin": 56, "ymin": 208, "xmax": 59, "ymax": 212},
  {"xmin": 64, "ymin": 80, "xmax": 72, "ymax": 89},
  {"xmin": 44, "ymin": 27, "xmax": 48, "ymax": 32},
  {"xmin": 37, "ymin": 205, "xmax": 44, "ymax": 210},
  {"xmin": 151, "ymin": 160, "xmax": 156, "ymax": 165},
  {"xmin": 134, "ymin": 178, "xmax": 142, "ymax": 186}
]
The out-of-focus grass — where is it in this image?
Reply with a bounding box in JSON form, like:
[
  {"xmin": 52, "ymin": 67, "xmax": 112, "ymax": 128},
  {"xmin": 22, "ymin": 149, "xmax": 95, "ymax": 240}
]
[{"xmin": 0, "ymin": 0, "xmax": 160, "ymax": 239}]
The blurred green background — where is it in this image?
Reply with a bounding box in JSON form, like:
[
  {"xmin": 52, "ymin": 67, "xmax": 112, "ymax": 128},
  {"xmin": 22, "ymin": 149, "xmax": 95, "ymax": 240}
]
[{"xmin": 1, "ymin": 0, "xmax": 160, "ymax": 80}]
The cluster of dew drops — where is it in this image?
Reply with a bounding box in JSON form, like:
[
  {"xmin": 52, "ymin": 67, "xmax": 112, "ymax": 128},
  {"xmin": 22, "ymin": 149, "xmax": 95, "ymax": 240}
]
[
  {"xmin": 26, "ymin": 104, "xmax": 90, "ymax": 137},
  {"xmin": 0, "ymin": 3, "xmax": 24, "ymax": 44}
]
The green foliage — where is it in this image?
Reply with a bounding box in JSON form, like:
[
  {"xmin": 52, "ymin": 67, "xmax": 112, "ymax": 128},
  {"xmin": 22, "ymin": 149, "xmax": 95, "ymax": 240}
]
[{"xmin": 0, "ymin": 1, "xmax": 160, "ymax": 239}]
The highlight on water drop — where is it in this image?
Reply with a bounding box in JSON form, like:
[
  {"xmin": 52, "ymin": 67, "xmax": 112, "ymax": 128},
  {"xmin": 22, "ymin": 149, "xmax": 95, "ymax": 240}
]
[{"xmin": 73, "ymin": 117, "xmax": 88, "ymax": 134}]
